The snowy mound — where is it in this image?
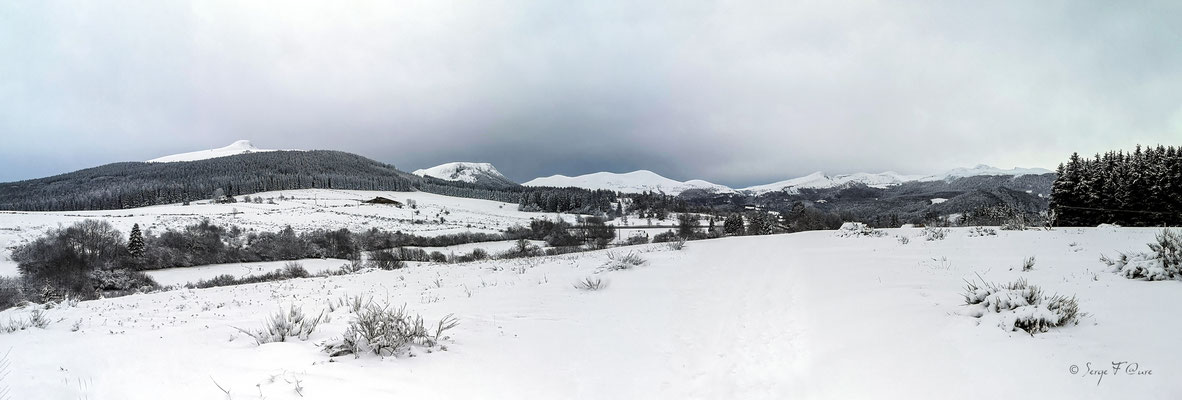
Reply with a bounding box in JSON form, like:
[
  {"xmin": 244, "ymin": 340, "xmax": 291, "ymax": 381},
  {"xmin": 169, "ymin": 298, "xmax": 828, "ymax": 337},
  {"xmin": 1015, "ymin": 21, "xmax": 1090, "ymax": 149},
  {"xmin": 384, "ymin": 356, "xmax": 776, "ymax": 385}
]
[
  {"xmin": 413, "ymin": 162, "xmax": 509, "ymax": 184},
  {"xmin": 741, "ymin": 171, "xmax": 923, "ymax": 195},
  {"xmin": 523, "ymin": 170, "xmax": 734, "ymax": 195},
  {"xmin": 148, "ymin": 140, "xmax": 287, "ymax": 163},
  {"xmin": 920, "ymin": 165, "xmax": 1052, "ymax": 181}
]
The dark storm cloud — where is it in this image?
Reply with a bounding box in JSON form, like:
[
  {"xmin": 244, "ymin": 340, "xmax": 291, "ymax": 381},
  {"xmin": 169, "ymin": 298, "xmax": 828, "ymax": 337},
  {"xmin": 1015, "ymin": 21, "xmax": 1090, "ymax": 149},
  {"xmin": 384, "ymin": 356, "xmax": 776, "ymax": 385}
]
[{"xmin": 2, "ymin": 1, "xmax": 1180, "ymax": 186}]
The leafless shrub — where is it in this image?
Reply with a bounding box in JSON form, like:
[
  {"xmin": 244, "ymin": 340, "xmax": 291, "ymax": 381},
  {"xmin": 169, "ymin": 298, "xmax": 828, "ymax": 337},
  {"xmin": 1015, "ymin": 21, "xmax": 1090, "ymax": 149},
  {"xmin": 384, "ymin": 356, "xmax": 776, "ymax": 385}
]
[
  {"xmin": 235, "ymin": 304, "xmax": 324, "ymax": 345},
  {"xmin": 968, "ymin": 226, "xmax": 997, "ymax": 237},
  {"xmin": 322, "ymin": 302, "xmax": 458, "ymax": 358},
  {"xmin": 573, "ymin": 277, "xmax": 606, "ymax": 291},
  {"xmin": 1021, "ymin": 256, "xmax": 1035, "ymax": 272},
  {"xmin": 923, "ymin": 227, "xmax": 948, "ymax": 241},
  {"xmin": 605, "ymin": 251, "xmax": 646, "ymax": 270},
  {"xmin": 28, "ymin": 309, "xmax": 48, "ymax": 329}
]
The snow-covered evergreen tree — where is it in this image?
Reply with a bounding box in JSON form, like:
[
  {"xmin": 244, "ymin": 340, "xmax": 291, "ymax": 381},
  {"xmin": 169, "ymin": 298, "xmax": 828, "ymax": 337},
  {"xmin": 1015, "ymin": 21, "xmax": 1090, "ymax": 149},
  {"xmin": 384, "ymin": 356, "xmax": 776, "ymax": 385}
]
[{"xmin": 127, "ymin": 223, "xmax": 145, "ymax": 259}]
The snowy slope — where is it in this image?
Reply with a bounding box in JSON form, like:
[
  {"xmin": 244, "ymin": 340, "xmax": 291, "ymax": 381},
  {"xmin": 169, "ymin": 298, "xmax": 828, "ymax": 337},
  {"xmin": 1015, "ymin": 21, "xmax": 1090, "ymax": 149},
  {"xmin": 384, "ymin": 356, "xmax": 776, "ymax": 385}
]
[
  {"xmin": 523, "ymin": 170, "xmax": 734, "ymax": 194},
  {"xmin": 0, "ymin": 188, "xmax": 581, "ymax": 278},
  {"xmin": 413, "ymin": 162, "xmax": 513, "ymax": 185},
  {"xmin": 741, "ymin": 171, "xmax": 925, "ymax": 195},
  {"xmin": 742, "ymin": 165, "xmax": 1051, "ymax": 195},
  {"xmin": 148, "ymin": 140, "xmax": 289, "ymax": 163},
  {"xmin": 920, "ymin": 164, "xmax": 1053, "ymax": 181},
  {"xmin": 3, "ymin": 227, "xmax": 1180, "ymax": 398}
]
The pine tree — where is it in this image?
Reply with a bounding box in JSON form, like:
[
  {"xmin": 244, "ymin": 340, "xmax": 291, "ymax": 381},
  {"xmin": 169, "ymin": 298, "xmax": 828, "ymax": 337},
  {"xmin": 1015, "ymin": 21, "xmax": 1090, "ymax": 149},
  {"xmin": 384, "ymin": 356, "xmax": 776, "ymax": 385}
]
[
  {"xmin": 676, "ymin": 213, "xmax": 700, "ymax": 238},
  {"xmin": 724, "ymin": 214, "xmax": 744, "ymax": 236},
  {"xmin": 128, "ymin": 223, "xmax": 145, "ymax": 259},
  {"xmin": 1050, "ymin": 145, "xmax": 1181, "ymax": 227}
]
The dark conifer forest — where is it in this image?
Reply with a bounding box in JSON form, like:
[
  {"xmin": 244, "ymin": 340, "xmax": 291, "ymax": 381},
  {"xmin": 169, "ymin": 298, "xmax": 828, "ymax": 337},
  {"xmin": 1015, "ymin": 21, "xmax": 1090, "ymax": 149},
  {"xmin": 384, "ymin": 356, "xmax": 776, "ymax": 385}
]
[{"xmin": 1050, "ymin": 145, "xmax": 1182, "ymax": 226}]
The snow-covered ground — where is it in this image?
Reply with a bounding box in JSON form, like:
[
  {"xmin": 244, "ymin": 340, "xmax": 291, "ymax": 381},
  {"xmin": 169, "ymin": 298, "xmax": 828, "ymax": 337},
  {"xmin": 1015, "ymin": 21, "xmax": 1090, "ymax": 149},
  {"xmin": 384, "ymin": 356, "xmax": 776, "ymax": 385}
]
[
  {"xmin": 0, "ymin": 189, "xmax": 575, "ymax": 277},
  {"xmin": 144, "ymin": 258, "xmax": 354, "ymax": 287},
  {"xmin": 3, "ymin": 227, "xmax": 1179, "ymax": 399},
  {"xmin": 411, "ymin": 239, "xmax": 548, "ymax": 257}
]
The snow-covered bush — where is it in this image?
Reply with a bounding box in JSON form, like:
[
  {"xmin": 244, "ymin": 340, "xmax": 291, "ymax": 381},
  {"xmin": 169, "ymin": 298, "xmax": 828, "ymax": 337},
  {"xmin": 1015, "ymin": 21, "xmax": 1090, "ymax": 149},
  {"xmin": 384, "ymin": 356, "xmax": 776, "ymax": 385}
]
[
  {"xmin": 896, "ymin": 235, "xmax": 910, "ymax": 245},
  {"xmin": 652, "ymin": 230, "xmax": 679, "ymax": 243},
  {"xmin": 0, "ymin": 277, "xmax": 30, "ymax": 310},
  {"xmin": 28, "ymin": 309, "xmax": 49, "ymax": 329},
  {"xmin": 88, "ymin": 269, "xmax": 159, "ymax": 292},
  {"xmin": 367, "ymin": 249, "xmax": 406, "ymax": 270},
  {"xmin": 187, "ymin": 263, "xmax": 311, "ymax": 289},
  {"xmin": 836, "ymin": 222, "xmax": 886, "ymax": 238},
  {"xmin": 335, "ymin": 259, "xmax": 366, "ymax": 275},
  {"xmin": 605, "ymin": 251, "xmax": 646, "ymax": 271},
  {"xmin": 322, "ymin": 302, "xmax": 458, "ymax": 358},
  {"xmin": 573, "ymin": 277, "xmax": 606, "ymax": 291},
  {"xmin": 453, "ymin": 248, "xmax": 489, "ymax": 263},
  {"xmin": 1000, "ymin": 219, "xmax": 1026, "ymax": 231},
  {"xmin": 968, "ymin": 226, "xmax": 997, "ymax": 237},
  {"xmin": 235, "ymin": 304, "xmax": 324, "ymax": 345},
  {"xmin": 923, "ymin": 227, "xmax": 948, "ymax": 241},
  {"xmin": 1021, "ymin": 256, "xmax": 1035, "ymax": 272},
  {"xmin": 625, "ymin": 234, "xmax": 649, "ymax": 246},
  {"xmin": 2, "ymin": 308, "xmax": 51, "ymax": 333},
  {"xmin": 497, "ymin": 239, "xmax": 542, "ymax": 259},
  {"xmin": 1102, "ymin": 229, "xmax": 1182, "ymax": 281},
  {"xmin": 961, "ymin": 277, "xmax": 1079, "ymax": 334}
]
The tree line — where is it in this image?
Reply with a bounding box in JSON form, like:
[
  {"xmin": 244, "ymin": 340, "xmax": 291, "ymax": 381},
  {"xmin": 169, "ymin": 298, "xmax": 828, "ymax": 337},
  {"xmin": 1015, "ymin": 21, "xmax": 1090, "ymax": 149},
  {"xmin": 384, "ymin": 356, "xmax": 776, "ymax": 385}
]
[{"xmin": 1050, "ymin": 145, "xmax": 1182, "ymax": 226}]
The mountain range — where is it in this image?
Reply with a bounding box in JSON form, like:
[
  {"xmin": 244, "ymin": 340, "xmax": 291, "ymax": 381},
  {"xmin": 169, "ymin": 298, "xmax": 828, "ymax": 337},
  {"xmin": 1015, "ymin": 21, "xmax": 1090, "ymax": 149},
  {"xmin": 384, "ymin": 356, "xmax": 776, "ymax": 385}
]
[
  {"xmin": 0, "ymin": 140, "xmax": 1056, "ymax": 224},
  {"xmin": 140, "ymin": 141, "xmax": 1050, "ymax": 195},
  {"xmin": 517, "ymin": 165, "xmax": 1051, "ymax": 195}
]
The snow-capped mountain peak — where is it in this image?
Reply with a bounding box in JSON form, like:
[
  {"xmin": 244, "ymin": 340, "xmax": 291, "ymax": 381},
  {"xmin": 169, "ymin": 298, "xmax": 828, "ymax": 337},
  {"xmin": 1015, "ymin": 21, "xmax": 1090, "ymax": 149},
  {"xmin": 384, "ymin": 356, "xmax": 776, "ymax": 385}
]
[
  {"xmin": 740, "ymin": 171, "xmax": 923, "ymax": 195},
  {"xmin": 148, "ymin": 140, "xmax": 287, "ymax": 163},
  {"xmin": 523, "ymin": 170, "xmax": 734, "ymax": 195},
  {"xmin": 919, "ymin": 164, "xmax": 1053, "ymax": 181},
  {"xmin": 413, "ymin": 162, "xmax": 511, "ymax": 185},
  {"xmin": 739, "ymin": 165, "xmax": 1050, "ymax": 195}
]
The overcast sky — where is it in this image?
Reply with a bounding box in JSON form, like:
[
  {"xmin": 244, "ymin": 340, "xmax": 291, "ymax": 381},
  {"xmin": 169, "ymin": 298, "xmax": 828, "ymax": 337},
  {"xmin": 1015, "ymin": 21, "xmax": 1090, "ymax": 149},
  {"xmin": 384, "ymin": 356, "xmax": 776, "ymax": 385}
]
[{"xmin": 1, "ymin": 1, "xmax": 1179, "ymax": 186}]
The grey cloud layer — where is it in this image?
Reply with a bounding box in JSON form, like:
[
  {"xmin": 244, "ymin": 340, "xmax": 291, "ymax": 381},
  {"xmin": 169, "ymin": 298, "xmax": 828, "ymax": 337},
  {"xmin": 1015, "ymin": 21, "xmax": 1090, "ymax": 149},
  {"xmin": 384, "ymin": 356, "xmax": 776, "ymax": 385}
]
[{"xmin": 1, "ymin": 1, "xmax": 1179, "ymax": 186}]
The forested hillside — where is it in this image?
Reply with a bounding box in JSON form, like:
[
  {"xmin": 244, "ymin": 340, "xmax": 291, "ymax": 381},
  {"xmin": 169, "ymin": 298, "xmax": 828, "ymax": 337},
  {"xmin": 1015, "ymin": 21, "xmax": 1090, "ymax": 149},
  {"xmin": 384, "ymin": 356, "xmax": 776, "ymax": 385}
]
[
  {"xmin": 0, "ymin": 151, "xmax": 418, "ymax": 210},
  {"xmin": 0, "ymin": 150, "xmax": 628, "ymax": 216}
]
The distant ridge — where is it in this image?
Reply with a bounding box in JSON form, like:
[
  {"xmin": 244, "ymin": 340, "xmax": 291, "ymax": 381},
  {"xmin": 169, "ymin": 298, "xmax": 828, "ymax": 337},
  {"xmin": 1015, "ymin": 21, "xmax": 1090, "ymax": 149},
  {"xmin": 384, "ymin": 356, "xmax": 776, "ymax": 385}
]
[
  {"xmin": 521, "ymin": 165, "xmax": 1051, "ymax": 196},
  {"xmin": 523, "ymin": 170, "xmax": 734, "ymax": 195}
]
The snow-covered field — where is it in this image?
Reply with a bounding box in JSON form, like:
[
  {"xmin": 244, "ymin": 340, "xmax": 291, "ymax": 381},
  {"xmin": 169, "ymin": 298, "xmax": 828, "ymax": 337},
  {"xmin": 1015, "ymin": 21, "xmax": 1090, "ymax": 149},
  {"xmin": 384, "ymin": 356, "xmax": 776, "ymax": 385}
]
[
  {"xmin": 0, "ymin": 189, "xmax": 574, "ymax": 277},
  {"xmin": 412, "ymin": 239, "xmax": 548, "ymax": 257},
  {"xmin": 144, "ymin": 258, "xmax": 354, "ymax": 287},
  {"xmin": 3, "ymin": 226, "xmax": 1179, "ymax": 399}
]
